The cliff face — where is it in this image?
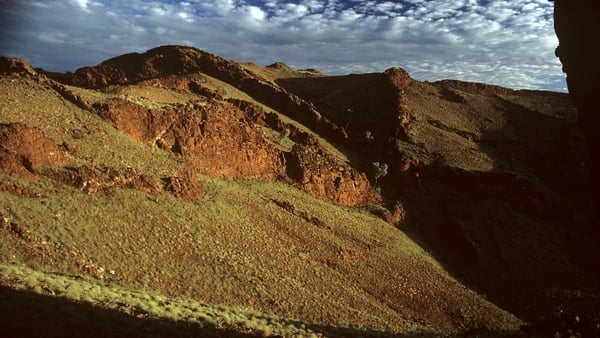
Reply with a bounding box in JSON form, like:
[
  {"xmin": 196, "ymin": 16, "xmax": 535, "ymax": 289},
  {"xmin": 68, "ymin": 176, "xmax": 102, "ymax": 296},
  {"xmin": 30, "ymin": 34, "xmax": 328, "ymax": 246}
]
[
  {"xmin": 553, "ymin": 0, "xmax": 600, "ymax": 207},
  {"xmin": 92, "ymin": 98, "xmax": 286, "ymax": 180},
  {"xmin": 549, "ymin": 8, "xmax": 600, "ymax": 330}
]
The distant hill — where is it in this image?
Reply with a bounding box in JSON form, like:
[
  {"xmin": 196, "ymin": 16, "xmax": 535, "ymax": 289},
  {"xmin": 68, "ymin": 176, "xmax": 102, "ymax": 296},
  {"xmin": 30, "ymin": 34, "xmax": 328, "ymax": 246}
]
[{"xmin": 1, "ymin": 46, "xmax": 598, "ymax": 337}]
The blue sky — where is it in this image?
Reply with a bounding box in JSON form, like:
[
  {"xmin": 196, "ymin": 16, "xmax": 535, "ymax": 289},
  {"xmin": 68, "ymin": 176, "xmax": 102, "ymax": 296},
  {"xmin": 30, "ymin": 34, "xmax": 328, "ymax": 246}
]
[{"xmin": 0, "ymin": 0, "xmax": 566, "ymax": 91}]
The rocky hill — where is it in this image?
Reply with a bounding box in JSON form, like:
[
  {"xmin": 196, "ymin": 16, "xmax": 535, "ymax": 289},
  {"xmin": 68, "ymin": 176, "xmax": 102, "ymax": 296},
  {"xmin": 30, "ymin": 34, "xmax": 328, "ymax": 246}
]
[{"xmin": 1, "ymin": 46, "xmax": 598, "ymax": 337}]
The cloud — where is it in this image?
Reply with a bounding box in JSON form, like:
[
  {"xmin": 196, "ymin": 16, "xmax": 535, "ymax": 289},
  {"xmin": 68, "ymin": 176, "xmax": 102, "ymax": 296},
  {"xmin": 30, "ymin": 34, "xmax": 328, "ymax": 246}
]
[
  {"xmin": 71, "ymin": 0, "xmax": 88, "ymax": 10},
  {"xmin": 0, "ymin": 0, "xmax": 566, "ymax": 91}
]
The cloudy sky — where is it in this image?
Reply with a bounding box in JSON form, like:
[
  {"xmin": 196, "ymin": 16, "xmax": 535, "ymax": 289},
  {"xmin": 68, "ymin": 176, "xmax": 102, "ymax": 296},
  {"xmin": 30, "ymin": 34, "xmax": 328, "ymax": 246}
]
[{"xmin": 1, "ymin": 0, "xmax": 566, "ymax": 91}]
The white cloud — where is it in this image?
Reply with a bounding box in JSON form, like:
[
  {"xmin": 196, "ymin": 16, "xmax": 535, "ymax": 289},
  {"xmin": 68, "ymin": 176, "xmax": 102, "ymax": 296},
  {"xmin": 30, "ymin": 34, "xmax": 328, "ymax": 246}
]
[
  {"xmin": 38, "ymin": 32, "xmax": 67, "ymax": 43},
  {"xmin": 199, "ymin": 0, "xmax": 236, "ymax": 16},
  {"xmin": 178, "ymin": 12, "xmax": 194, "ymax": 23},
  {"xmin": 0, "ymin": 0, "xmax": 566, "ymax": 91},
  {"xmin": 71, "ymin": 0, "xmax": 89, "ymax": 11},
  {"xmin": 69, "ymin": 0, "xmax": 103, "ymax": 12},
  {"xmin": 151, "ymin": 6, "xmax": 167, "ymax": 16},
  {"xmin": 29, "ymin": 2, "xmax": 51, "ymax": 8},
  {"xmin": 243, "ymin": 6, "xmax": 267, "ymax": 21}
]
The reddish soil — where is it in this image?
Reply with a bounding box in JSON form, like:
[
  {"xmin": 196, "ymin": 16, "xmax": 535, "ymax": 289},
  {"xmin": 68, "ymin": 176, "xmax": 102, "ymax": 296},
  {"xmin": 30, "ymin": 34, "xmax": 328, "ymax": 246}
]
[
  {"xmin": 162, "ymin": 163, "xmax": 205, "ymax": 202},
  {"xmin": 0, "ymin": 180, "xmax": 43, "ymax": 198},
  {"xmin": 0, "ymin": 123, "xmax": 68, "ymax": 178}
]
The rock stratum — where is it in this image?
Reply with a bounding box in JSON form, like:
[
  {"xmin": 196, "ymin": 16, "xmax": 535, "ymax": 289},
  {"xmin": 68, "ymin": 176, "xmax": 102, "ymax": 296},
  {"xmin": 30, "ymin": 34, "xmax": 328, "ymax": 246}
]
[{"xmin": 1, "ymin": 46, "xmax": 598, "ymax": 337}]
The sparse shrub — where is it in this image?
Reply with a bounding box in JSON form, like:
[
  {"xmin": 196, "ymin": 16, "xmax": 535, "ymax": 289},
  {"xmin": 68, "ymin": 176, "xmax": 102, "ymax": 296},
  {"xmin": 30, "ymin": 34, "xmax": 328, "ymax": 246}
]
[
  {"xmin": 371, "ymin": 161, "xmax": 388, "ymax": 182},
  {"xmin": 371, "ymin": 161, "xmax": 388, "ymax": 193},
  {"xmin": 63, "ymin": 283, "xmax": 83, "ymax": 300},
  {"xmin": 430, "ymin": 153, "xmax": 448, "ymax": 168},
  {"xmin": 276, "ymin": 128, "xmax": 290, "ymax": 145}
]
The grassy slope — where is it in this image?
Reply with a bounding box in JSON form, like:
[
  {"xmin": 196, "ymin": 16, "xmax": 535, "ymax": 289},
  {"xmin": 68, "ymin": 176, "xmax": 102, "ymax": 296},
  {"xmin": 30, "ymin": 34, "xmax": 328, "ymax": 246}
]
[
  {"xmin": 1, "ymin": 174, "xmax": 523, "ymax": 334},
  {"xmin": 401, "ymin": 81, "xmax": 578, "ymax": 172},
  {"xmin": 0, "ymin": 73, "xmax": 523, "ymax": 336}
]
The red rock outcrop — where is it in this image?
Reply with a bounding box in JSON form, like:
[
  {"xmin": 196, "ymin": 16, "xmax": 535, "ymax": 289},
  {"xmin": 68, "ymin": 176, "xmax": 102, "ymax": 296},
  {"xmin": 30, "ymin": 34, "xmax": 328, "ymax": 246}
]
[
  {"xmin": 162, "ymin": 163, "xmax": 205, "ymax": 202},
  {"xmin": 49, "ymin": 46, "xmax": 348, "ymax": 144},
  {"xmin": 0, "ymin": 123, "xmax": 68, "ymax": 178},
  {"xmin": 383, "ymin": 68, "xmax": 413, "ymax": 141},
  {"xmin": 70, "ymin": 64, "xmax": 128, "ymax": 88},
  {"xmin": 93, "ymin": 98, "xmax": 285, "ymax": 180},
  {"xmin": 0, "ymin": 57, "xmax": 37, "ymax": 77},
  {"xmin": 38, "ymin": 164, "xmax": 206, "ymax": 201},
  {"xmin": 182, "ymin": 103, "xmax": 285, "ymax": 179},
  {"xmin": 91, "ymin": 94, "xmax": 378, "ymax": 206},
  {"xmin": 93, "ymin": 98, "xmax": 168, "ymax": 144},
  {"xmin": 384, "ymin": 67, "xmax": 412, "ymax": 90},
  {"xmin": 0, "ymin": 180, "xmax": 43, "ymax": 198},
  {"xmin": 285, "ymin": 135, "xmax": 381, "ymax": 206},
  {"xmin": 41, "ymin": 165, "xmax": 162, "ymax": 195}
]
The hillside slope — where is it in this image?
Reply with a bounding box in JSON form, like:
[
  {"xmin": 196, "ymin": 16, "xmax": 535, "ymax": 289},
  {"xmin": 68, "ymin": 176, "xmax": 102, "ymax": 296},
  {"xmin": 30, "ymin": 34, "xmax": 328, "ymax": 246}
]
[{"xmin": 1, "ymin": 46, "xmax": 598, "ymax": 336}]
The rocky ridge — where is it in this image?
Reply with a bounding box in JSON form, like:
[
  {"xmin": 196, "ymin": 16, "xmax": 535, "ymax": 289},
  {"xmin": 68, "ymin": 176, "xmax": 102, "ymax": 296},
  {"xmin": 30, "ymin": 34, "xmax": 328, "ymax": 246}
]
[{"xmin": 2, "ymin": 53, "xmax": 380, "ymax": 207}]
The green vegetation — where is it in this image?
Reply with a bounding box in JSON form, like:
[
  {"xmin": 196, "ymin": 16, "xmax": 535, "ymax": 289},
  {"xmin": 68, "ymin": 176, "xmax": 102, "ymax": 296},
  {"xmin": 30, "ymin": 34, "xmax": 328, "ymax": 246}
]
[
  {"xmin": 276, "ymin": 128, "xmax": 290, "ymax": 145},
  {"xmin": 371, "ymin": 162, "xmax": 388, "ymax": 181},
  {"xmin": 0, "ymin": 263, "xmax": 323, "ymax": 337},
  {"xmin": 0, "ymin": 172, "xmax": 522, "ymax": 335},
  {"xmin": 371, "ymin": 162, "xmax": 388, "ymax": 192}
]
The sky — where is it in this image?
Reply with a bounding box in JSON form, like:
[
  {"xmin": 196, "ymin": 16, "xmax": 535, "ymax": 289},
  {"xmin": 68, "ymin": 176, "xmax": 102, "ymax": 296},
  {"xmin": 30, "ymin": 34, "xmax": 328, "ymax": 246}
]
[{"xmin": 0, "ymin": 0, "xmax": 567, "ymax": 91}]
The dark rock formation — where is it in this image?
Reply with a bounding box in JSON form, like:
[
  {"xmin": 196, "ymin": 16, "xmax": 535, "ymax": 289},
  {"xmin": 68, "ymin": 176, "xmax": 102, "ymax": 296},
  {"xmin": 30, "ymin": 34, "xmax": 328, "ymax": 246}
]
[{"xmin": 553, "ymin": 0, "xmax": 600, "ymax": 209}]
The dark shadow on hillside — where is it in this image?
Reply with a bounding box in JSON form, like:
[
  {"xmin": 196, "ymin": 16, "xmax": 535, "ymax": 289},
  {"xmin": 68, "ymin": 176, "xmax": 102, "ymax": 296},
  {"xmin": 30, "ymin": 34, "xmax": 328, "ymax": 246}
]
[
  {"xmin": 271, "ymin": 74, "xmax": 600, "ymax": 332},
  {"xmin": 481, "ymin": 94, "xmax": 591, "ymax": 207},
  {"xmin": 0, "ymin": 285, "xmax": 257, "ymax": 338},
  {"xmin": 0, "ymin": 285, "xmax": 497, "ymax": 338},
  {"xmin": 388, "ymin": 89, "xmax": 600, "ymax": 324},
  {"xmin": 276, "ymin": 74, "xmax": 408, "ymax": 177},
  {"xmin": 276, "ymin": 74, "xmax": 398, "ymax": 133}
]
